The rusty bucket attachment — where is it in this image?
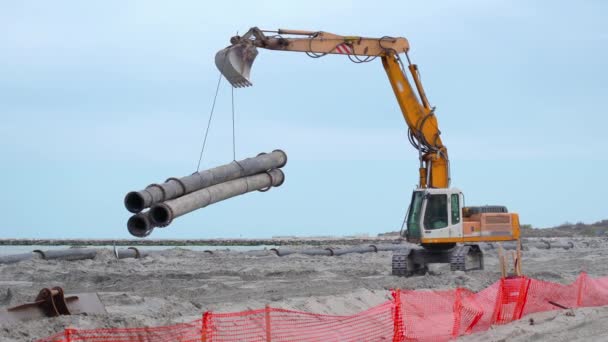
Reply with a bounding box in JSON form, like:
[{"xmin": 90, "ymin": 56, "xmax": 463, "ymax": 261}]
[
  {"xmin": 215, "ymin": 43, "xmax": 258, "ymax": 88},
  {"xmin": 0, "ymin": 287, "xmax": 106, "ymax": 324}
]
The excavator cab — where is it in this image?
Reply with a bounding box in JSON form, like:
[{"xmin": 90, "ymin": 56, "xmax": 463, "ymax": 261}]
[
  {"xmin": 404, "ymin": 188, "xmax": 464, "ymax": 247},
  {"xmin": 404, "ymin": 187, "xmax": 520, "ymax": 247}
]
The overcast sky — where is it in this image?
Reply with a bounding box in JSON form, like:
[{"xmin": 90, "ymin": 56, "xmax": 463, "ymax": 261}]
[{"xmin": 1, "ymin": 1, "xmax": 606, "ymax": 239}]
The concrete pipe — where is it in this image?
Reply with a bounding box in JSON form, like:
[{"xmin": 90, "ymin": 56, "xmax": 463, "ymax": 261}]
[
  {"xmin": 127, "ymin": 211, "xmax": 155, "ymax": 238},
  {"xmin": 545, "ymin": 241, "xmax": 575, "ymax": 250},
  {"xmin": 124, "ymin": 150, "xmax": 287, "ymax": 213},
  {"xmin": 241, "ymin": 250, "xmax": 276, "ymax": 257},
  {"xmin": 332, "ymin": 246, "xmax": 376, "ymax": 256},
  {"xmin": 300, "ymin": 248, "xmax": 334, "ymax": 256},
  {"xmin": 271, "ymin": 245, "xmax": 407, "ymax": 257},
  {"xmin": 531, "ymin": 240, "xmax": 574, "ymax": 250},
  {"xmin": 271, "ymin": 248, "xmax": 334, "ymax": 256},
  {"xmin": 33, "ymin": 249, "xmax": 97, "ymax": 261},
  {"xmin": 531, "ymin": 241, "xmax": 551, "ymax": 249},
  {"xmin": 116, "ymin": 247, "xmax": 148, "ymax": 259},
  {"xmin": 0, "ymin": 253, "xmax": 39, "ymax": 265},
  {"xmin": 373, "ymin": 244, "xmax": 411, "ymax": 252},
  {"xmin": 149, "ymin": 169, "xmax": 285, "ymax": 227},
  {"xmin": 270, "ymin": 248, "xmax": 296, "ymax": 256}
]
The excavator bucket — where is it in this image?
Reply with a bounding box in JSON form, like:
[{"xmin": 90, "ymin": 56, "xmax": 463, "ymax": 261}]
[{"xmin": 215, "ymin": 44, "xmax": 258, "ymax": 87}]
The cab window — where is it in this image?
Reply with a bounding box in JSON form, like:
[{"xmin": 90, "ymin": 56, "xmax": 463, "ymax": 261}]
[
  {"xmin": 451, "ymin": 194, "xmax": 461, "ymax": 224},
  {"xmin": 406, "ymin": 191, "xmax": 424, "ymax": 234},
  {"xmin": 423, "ymin": 194, "xmax": 448, "ymax": 230}
]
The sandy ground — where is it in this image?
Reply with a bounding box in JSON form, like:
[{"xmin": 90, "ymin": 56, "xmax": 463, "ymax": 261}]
[{"xmin": 1, "ymin": 237, "xmax": 607, "ymax": 341}]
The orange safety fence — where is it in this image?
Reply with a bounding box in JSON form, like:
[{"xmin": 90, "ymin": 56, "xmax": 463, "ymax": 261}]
[{"xmin": 37, "ymin": 272, "xmax": 608, "ymax": 342}]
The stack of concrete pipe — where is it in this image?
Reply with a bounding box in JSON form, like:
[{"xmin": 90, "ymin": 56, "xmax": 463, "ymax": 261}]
[{"xmin": 124, "ymin": 150, "xmax": 287, "ymax": 237}]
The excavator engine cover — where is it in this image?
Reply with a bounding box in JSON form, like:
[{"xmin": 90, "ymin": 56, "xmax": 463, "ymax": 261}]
[{"xmin": 215, "ymin": 43, "xmax": 258, "ymax": 87}]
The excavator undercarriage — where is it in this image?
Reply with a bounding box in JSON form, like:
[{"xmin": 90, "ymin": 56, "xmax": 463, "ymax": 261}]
[{"xmin": 392, "ymin": 244, "xmax": 484, "ymax": 276}]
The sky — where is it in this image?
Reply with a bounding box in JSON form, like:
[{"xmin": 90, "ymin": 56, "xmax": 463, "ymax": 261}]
[{"xmin": 1, "ymin": 1, "xmax": 607, "ymax": 239}]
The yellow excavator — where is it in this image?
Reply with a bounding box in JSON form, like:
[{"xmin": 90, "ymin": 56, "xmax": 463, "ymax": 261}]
[{"xmin": 216, "ymin": 27, "xmax": 520, "ymax": 275}]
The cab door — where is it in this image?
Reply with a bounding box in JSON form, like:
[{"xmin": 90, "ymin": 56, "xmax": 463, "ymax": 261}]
[{"xmin": 447, "ymin": 192, "xmax": 463, "ymax": 239}]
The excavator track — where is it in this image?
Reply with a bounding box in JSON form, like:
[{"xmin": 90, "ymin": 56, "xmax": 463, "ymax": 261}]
[
  {"xmin": 392, "ymin": 249, "xmax": 412, "ymax": 276},
  {"xmin": 449, "ymin": 244, "xmax": 484, "ymax": 272},
  {"xmin": 392, "ymin": 245, "xmax": 484, "ymax": 276},
  {"xmin": 391, "ymin": 248, "xmax": 429, "ymax": 276}
]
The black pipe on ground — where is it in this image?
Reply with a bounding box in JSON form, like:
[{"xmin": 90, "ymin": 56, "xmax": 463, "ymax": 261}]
[
  {"xmin": 532, "ymin": 240, "xmax": 574, "ymax": 250},
  {"xmin": 270, "ymin": 244, "xmax": 409, "ymax": 257},
  {"xmin": 373, "ymin": 244, "xmax": 411, "ymax": 252}
]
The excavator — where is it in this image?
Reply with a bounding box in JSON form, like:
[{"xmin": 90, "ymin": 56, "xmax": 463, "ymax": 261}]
[{"xmin": 215, "ymin": 27, "xmax": 521, "ymax": 276}]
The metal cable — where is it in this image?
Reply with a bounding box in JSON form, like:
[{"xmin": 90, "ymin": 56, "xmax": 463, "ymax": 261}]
[
  {"xmin": 231, "ymin": 85, "xmax": 236, "ymax": 160},
  {"xmin": 195, "ymin": 70, "xmax": 223, "ymax": 171}
]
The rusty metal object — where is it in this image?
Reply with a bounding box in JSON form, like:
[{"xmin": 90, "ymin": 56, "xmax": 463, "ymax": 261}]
[{"xmin": 0, "ymin": 287, "xmax": 106, "ymax": 324}]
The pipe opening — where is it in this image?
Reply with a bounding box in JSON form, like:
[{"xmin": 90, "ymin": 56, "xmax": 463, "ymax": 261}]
[
  {"xmin": 125, "ymin": 192, "xmax": 146, "ymax": 213},
  {"xmin": 272, "ymin": 149, "xmax": 288, "ymax": 168},
  {"xmin": 127, "ymin": 215, "xmax": 152, "ymax": 238},
  {"xmin": 150, "ymin": 205, "xmax": 171, "ymax": 226}
]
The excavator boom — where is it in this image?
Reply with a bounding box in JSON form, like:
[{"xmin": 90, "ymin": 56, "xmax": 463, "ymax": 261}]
[{"xmin": 216, "ymin": 27, "xmax": 448, "ymax": 189}]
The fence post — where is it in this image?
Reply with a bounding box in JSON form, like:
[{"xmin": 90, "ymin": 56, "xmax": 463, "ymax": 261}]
[
  {"xmin": 491, "ymin": 278, "xmax": 503, "ymax": 325},
  {"xmin": 265, "ymin": 304, "xmax": 272, "ymax": 342},
  {"xmin": 514, "ymin": 276, "xmax": 531, "ymax": 320},
  {"xmin": 392, "ymin": 290, "xmax": 404, "ymax": 342},
  {"xmin": 452, "ymin": 288, "xmax": 462, "ymax": 338},
  {"xmin": 202, "ymin": 311, "xmax": 211, "ymax": 342},
  {"xmin": 64, "ymin": 328, "xmax": 74, "ymax": 342},
  {"xmin": 577, "ymin": 272, "xmax": 586, "ymax": 307}
]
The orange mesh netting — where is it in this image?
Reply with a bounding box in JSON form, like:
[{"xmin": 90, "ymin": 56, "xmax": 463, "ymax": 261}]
[{"xmin": 37, "ymin": 273, "xmax": 608, "ymax": 342}]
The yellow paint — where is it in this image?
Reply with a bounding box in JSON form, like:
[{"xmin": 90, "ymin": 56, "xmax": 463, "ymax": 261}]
[
  {"xmin": 381, "ymin": 55, "xmax": 449, "ymax": 188},
  {"xmin": 511, "ymin": 213, "xmax": 521, "ymax": 239}
]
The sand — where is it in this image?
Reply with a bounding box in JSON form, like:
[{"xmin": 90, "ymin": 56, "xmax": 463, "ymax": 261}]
[{"xmin": 1, "ymin": 237, "xmax": 607, "ymax": 341}]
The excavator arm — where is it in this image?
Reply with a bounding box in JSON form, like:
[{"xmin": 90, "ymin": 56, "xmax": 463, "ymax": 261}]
[{"xmin": 216, "ymin": 27, "xmax": 449, "ymax": 189}]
